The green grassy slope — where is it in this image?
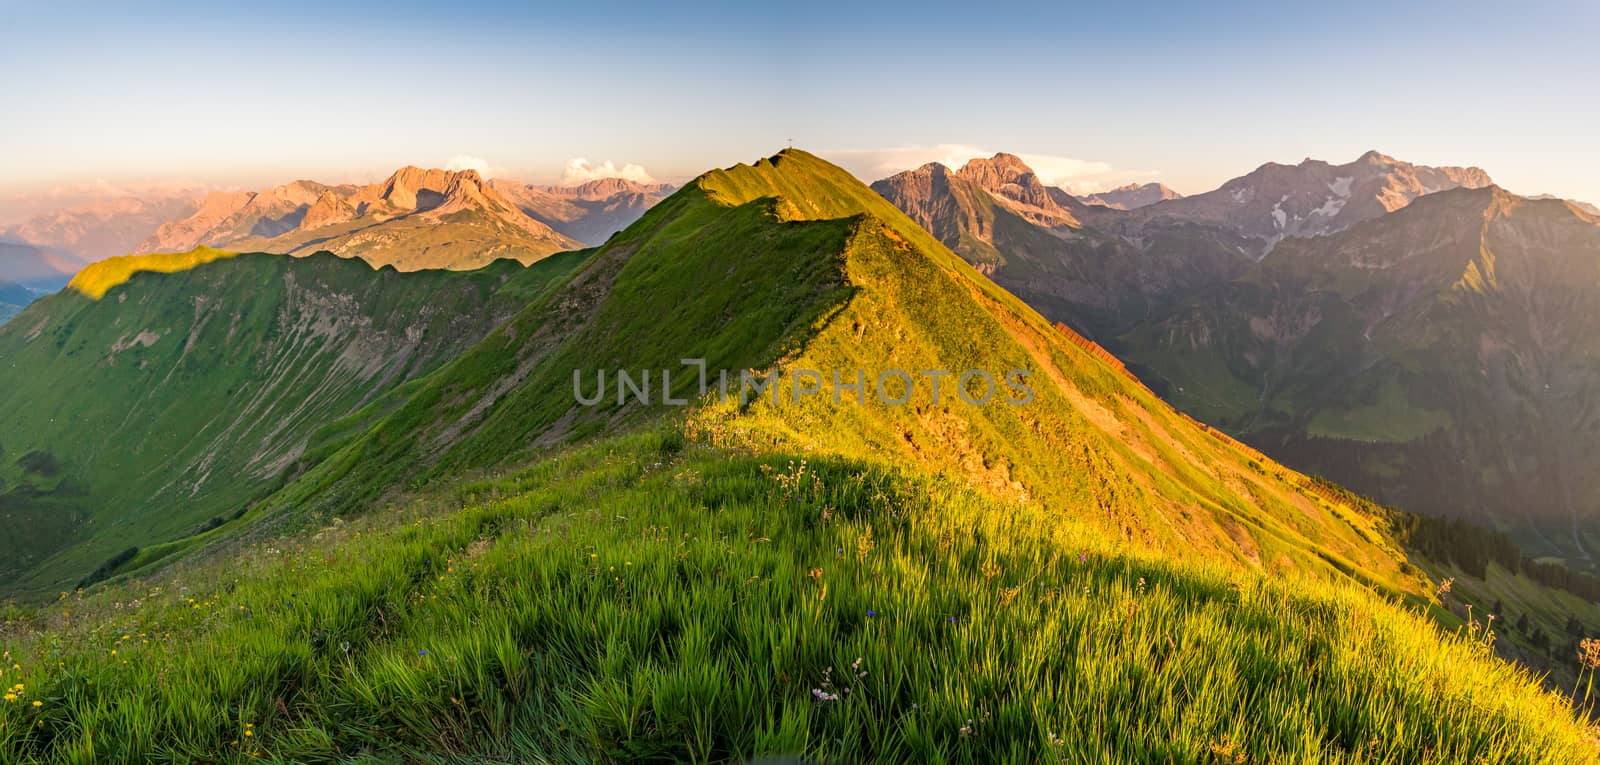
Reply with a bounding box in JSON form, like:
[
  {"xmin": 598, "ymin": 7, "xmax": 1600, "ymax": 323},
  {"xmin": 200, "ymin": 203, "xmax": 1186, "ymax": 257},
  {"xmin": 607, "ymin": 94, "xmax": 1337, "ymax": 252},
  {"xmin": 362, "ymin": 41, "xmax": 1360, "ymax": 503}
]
[
  {"xmin": 1, "ymin": 152, "xmax": 1595, "ymax": 762},
  {"xmin": 257, "ymin": 161, "xmax": 864, "ymax": 519},
  {"xmin": 0, "ymin": 249, "xmax": 586, "ymax": 598},
  {"xmin": 1, "ymin": 433, "xmax": 1592, "ymax": 763}
]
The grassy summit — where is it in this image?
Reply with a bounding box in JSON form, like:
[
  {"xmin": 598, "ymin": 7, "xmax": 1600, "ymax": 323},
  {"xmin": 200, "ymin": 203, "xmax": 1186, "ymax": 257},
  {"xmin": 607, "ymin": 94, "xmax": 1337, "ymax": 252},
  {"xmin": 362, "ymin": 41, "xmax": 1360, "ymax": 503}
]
[{"xmin": 0, "ymin": 152, "xmax": 1594, "ymax": 762}]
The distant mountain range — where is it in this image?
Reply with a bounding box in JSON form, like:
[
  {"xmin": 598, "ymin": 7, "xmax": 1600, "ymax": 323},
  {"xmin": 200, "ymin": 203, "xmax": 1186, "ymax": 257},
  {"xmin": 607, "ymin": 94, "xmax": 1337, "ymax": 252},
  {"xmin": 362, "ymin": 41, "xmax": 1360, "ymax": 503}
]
[
  {"xmin": 1076, "ymin": 182, "xmax": 1183, "ymax": 210},
  {"xmin": 873, "ymin": 153, "xmax": 1256, "ymax": 337},
  {"xmin": 1533, "ymin": 194, "xmax": 1600, "ymax": 216},
  {"xmin": 4, "ymin": 192, "xmax": 202, "ymax": 263},
  {"xmin": 2, "ymin": 191, "xmax": 204, "ymax": 301},
  {"xmin": 138, "ymin": 168, "xmax": 676, "ymax": 271},
  {"xmin": 0, "ymin": 170, "xmax": 673, "ymax": 285},
  {"xmin": 1082, "ymin": 150, "xmax": 1494, "ymax": 256},
  {"xmin": 140, "ymin": 167, "xmax": 580, "ymax": 271},
  {"xmin": 875, "ymin": 148, "xmax": 1600, "ymax": 571},
  {"xmin": 0, "ymin": 240, "xmax": 88, "ymax": 291},
  {"xmin": 490, "ymin": 177, "xmax": 676, "ymax": 245}
]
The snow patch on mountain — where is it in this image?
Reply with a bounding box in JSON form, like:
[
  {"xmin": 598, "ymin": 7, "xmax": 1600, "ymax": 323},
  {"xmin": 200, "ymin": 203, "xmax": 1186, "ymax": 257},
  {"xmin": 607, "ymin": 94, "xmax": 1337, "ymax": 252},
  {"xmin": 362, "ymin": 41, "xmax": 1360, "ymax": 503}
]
[{"xmin": 1312, "ymin": 196, "xmax": 1347, "ymax": 219}]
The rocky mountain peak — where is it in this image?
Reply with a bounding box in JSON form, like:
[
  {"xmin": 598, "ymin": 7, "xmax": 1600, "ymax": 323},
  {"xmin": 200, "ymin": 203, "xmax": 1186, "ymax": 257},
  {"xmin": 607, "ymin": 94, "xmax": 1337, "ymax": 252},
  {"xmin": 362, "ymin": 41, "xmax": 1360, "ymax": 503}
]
[
  {"xmin": 568, "ymin": 177, "xmax": 636, "ymax": 199},
  {"xmin": 300, "ymin": 190, "xmax": 356, "ymax": 229},
  {"xmin": 1357, "ymin": 149, "xmax": 1398, "ymax": 165},
  {"xmin": 367, "ymin": 166, "xmax": 483, "ymax": 210},
  {"xmin": 1124, "ymin": 151, "xmax": 1500, "ymax": 252},
  {"xmin": 955, "ymin": 153, "xmax": 1038, "ymax": 189},
  {"xmin": 952, "ymin": 153, "xmax": 1075, "ymax": 221}
]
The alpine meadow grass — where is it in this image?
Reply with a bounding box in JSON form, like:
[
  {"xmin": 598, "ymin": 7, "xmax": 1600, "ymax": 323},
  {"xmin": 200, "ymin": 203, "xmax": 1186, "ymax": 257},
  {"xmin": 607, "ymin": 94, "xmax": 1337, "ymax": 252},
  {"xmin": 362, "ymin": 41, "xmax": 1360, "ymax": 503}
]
[{"xmin": 1, "ymin": 429, "xmax": 1594, "ymax": 763}]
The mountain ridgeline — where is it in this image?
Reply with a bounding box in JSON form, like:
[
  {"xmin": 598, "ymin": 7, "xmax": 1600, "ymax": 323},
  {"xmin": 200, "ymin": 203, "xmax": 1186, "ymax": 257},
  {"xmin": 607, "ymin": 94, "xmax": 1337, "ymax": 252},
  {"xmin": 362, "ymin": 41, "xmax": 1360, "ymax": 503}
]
[
  {"xmin": 1076, "ymin": 181, "xmax": 1183, "ymax": 210},
  {"xmin": 489, "ymin": 177, "xmax": 676, "ymax": 246},
  {"xmin": 139, "ymin": 168, "xmax": 580, "ymax": 271},
  {"xmin": 874, "ymin": 150, "xmax": 1497, "ymax": 340},
  {"xmin": 136, "ymin": 169, "xmax": 673, "ymax": 272},
  {"xmin": 1096, "ymin": 150, "xmax": 1493, "ymax": 251},
  {"xmin": 4, "ymin": 192, "xmax": 202, "ymax": 264}
]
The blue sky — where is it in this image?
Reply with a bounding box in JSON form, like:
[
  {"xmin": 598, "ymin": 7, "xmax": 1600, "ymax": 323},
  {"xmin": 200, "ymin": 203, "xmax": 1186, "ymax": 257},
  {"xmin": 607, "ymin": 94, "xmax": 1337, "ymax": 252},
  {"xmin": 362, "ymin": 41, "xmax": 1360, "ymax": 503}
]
[{"xmin": 2, "ymin": 0, "xmax": 1597, "ymax": 203}]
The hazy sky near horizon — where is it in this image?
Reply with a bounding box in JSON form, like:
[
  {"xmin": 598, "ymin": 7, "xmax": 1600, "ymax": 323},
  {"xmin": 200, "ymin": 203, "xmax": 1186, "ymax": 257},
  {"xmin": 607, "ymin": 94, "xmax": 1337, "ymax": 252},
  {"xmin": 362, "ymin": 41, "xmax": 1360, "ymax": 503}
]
[{"xmin": 2, "ymin": 0, "xmax": 1597, "ymax": 205}]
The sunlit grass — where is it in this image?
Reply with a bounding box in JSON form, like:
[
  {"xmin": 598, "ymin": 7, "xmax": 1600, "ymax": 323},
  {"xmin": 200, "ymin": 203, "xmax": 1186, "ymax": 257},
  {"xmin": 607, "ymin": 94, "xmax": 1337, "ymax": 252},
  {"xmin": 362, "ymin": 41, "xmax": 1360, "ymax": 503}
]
[
  {"xmin": 65, "ymin": 246, "xmax": 241, "ymax": 299},
  {"xmin": 2, "ymin": 430, "xmax": 1593, "ymax": 763}
]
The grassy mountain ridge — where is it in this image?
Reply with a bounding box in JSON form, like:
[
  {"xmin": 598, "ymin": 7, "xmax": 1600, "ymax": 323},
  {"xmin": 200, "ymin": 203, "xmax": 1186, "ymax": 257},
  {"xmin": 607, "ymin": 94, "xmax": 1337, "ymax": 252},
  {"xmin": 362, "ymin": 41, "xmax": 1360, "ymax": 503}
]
[
  {"xmin": 0, "ymin": 248, "xmax": 586, "ymax": 598},
  {"xmin": 1, "ymin": 152, "xmax": 1595, "ymax": 762},
  {"xmin": 278, "ymin": 150, "xmax": 1422, "ymax": 592},
  {"xmin": 254, "ymin": 158, "xmax": 865, "ymax": 520}
]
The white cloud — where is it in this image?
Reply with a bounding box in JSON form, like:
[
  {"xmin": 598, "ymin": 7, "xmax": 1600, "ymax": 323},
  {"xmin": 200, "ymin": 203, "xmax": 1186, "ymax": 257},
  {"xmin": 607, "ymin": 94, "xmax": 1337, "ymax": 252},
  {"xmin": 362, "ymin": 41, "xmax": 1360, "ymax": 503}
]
[
  {"xmin": 822, "ymin": 144, "xmax": 992, "ymax": 181},
  {"xmin": 820, "ymin": 144, "xmax": 1160, "ymax": 195},
  {"xmin": 560, "ymin": 158, "xmax": 656, "ymax": 186},
  {"xmin": 445, "ymin": 154, "xmax": 495, "ymax": 177}
]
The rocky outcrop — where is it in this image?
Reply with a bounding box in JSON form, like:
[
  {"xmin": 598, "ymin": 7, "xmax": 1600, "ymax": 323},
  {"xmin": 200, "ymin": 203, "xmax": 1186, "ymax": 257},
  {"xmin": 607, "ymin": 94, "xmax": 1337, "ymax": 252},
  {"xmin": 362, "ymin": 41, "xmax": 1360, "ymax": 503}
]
[
  {"xmin": 301, "ymin": 190, "xmax": 356, "ymax": 229},
  {"xmin": 138, "ymin": 190, "xmax": 256, "ymax": 252}
]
